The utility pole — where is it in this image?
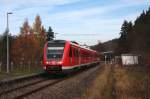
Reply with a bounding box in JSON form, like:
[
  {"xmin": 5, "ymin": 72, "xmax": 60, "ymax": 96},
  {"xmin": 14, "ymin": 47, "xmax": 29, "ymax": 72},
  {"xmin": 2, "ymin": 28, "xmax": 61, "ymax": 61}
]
[
  {"xmin": 54, "ymin": 33, "xmax": 58, "ymax": 40},
  {"xmin": 6, "ymin": 12, "xmax": 13, "ymax": 73}
]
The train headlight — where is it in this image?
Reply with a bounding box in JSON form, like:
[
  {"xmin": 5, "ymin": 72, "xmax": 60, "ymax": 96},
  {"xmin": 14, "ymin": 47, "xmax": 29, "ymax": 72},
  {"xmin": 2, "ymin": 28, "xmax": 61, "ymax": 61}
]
[
  {"xmin": 46, "ymin": 61, "xmax": 49, "ymax": 64},
  {"xmin": 57, "ymin": 61, "xmax": 62, "ymax": 64}
]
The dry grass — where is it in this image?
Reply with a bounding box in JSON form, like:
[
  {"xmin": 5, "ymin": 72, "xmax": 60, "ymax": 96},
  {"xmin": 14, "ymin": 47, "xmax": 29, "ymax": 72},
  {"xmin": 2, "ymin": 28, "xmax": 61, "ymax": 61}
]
[
  {"xmin": 114, "ymin": 66, "xmax": 150, "ymax": 99},
  {"xmin": 78, "ymin": 64, "xmax": 114, "ymax": 99},
  {"xmin": 77, "ymin": 64, "xmax": 150, "ymax": 99}
]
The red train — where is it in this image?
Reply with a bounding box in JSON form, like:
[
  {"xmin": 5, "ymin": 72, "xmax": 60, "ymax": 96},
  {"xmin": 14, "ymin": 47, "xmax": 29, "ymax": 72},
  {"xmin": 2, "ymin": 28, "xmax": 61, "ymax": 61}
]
[{"xmin": 43, "ymin": 40, "xmax": 100, "ymax": 73}]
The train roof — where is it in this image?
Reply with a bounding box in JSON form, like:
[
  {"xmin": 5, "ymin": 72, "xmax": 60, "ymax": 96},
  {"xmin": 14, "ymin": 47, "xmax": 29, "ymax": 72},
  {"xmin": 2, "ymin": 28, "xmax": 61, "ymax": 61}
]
[
  {"xmin": 47, "ymin": 40, "xmax": 98, "ymax": 53},
  {"xmin": 68, "ymin": 41, "xmax": 98, "ymax": 53},
  {"xmin": 47, "ymin": 40, "xmax": 66, "ymax": 43}
]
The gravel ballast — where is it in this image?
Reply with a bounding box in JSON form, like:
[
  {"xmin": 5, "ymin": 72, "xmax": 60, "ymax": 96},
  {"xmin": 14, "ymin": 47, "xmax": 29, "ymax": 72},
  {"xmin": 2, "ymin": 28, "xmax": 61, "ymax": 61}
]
[{"xmin": 26, "ymin": 65, "xmax": 101, "ymax": 99}]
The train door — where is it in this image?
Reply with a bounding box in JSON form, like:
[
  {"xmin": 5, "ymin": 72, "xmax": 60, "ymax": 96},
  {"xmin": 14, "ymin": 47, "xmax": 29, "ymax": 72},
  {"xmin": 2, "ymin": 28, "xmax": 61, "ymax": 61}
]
[
  {"xmin": 80, "ymin": 49, "xmax": 83, "ymax": 64},
  {"xmin": 78, "ymin": 49, "xmax": 81, "ymax": 65},
  {"xmin": 74, "ymin": 48, "xmax": 78, "ymax": 65},
  {"xmin": 71, "ymin": 47, "xmax": 75, "ymax": 66},
  {"xmin": 76, "ymin": 48, "xmax": 79, "ymax": 65},
  {"xmin": 76, "ymin": 48, "xmax": 80, "ymax": 65},
  {"xmin": 74, "ymin": 48, "xmax": 77, "ymax": 65}
]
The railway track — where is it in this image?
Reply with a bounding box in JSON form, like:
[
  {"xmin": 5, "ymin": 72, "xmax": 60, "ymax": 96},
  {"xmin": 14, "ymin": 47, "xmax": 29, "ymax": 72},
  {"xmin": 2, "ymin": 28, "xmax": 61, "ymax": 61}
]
[
  {"xmin": 0, "ymin": 64, "xmax": 100, "ymax": 99},
  {"xmin": 0, "ymin": 78, "xmax": 48, "ymax": 96},
  {"xmin": 0, "ymin": 78, "xmax": 66, "ymax": 99},
  {"xmin": 15, "ymin": 78, "xmax": 65, "ymax": 99},
  {"xmin": 26, "ymin": 64, "xmax": 101, "ymax": 99},
  {"xmin": 0, "ymin": 72, "xmax": 72, "ymax": 99},
  {"xmin": 0, "ymin": 72, "xmax": 67, "ymax": 99}
]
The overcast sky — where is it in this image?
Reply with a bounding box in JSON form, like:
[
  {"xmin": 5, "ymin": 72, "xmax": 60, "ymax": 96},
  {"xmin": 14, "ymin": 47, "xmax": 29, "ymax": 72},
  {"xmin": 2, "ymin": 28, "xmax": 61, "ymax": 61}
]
[{"xmin": 0, "ymin": 0, "xmax": 150, "ymax": 45}]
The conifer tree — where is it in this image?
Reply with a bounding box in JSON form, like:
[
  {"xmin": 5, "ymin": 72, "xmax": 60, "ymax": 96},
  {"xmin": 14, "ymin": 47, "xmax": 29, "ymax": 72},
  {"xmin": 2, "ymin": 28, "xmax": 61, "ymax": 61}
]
[
  {"xmin": 116, "ymin": 20, "xmax": 132, "ymax": 54},
  {"xmin": 46, "ymin": 26, "xmax": 54, "ymax": 41}
]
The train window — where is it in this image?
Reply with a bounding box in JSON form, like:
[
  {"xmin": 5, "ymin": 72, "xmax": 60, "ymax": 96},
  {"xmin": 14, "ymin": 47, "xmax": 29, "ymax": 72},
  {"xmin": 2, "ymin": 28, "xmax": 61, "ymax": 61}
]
[
  {"xmin": 73, "ymin": 49, "xmax": 76, "ymax": 57},
  {"xmin": 47, "ymin": 49, "xmax": 63, "ymax": 54},
  {"xmin": 74, "ymin": 49, "xmax": 78, "ymax": 57},
  {"xmin": 47, "ymin": 41, "xmax": 65, "ymax": 60},
  {"xmin": 47, "ymin": 42, "xmax": 65, "ymax": 47},
  {"xmin": 73, "ymin": 48, "xmax": 75, "ymax": 57},
  {"xmin": 47, "ymin": 54, "xmax": 63, "ymax": 59},
  {"xmin": 78, "ymin": 50, "xmax": 80, "ymax": 57},
  {"xmin": 69, "ymin": 47, "xmax": 72, "ymax": 57},
  {"xmin": 81, "ymin": 52, "xmax": 84, "ymax": 58},
  {"xmin": 76, "ymin": 50, "xmax": 79, "ymax": 57},
  {"xmin": 74, "ymin": 49, "xmax": 76, "ymax": 57}
]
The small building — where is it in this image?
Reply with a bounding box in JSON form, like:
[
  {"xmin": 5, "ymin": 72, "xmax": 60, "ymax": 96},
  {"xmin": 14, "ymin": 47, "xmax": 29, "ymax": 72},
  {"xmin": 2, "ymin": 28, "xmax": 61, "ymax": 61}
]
[
  {"xmin": 121, "ymin": 54, "xmax": 140, "ymax": 66},
  {"xmin": 101, "ymin": 51, "xmax": 114, "ymax": 62}
]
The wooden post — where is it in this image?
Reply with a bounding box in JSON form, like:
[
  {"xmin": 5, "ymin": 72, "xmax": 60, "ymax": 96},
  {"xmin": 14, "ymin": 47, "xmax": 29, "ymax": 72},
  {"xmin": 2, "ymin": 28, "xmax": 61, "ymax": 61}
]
[
  {"xmin": 28, "ymin": 61, "xmax": 30, "ymax": 72},
  {"xmin": 11, "ymin": 62, "xmax": 13, "ymax": 72},
  {"xmin": 0, "ymin": 62, "xmax": 2, "ymax": 72},
  {"xmin": 105, "ymin": 55, "xmax": 107, "ymax": 65}
]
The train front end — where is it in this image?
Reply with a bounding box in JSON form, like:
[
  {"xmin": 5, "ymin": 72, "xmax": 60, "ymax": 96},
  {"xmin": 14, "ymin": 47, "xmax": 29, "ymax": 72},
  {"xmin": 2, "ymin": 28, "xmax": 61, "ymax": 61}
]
[{"xmin": 43, "ymin": 40, "xmax": 66, "ymax": 73}]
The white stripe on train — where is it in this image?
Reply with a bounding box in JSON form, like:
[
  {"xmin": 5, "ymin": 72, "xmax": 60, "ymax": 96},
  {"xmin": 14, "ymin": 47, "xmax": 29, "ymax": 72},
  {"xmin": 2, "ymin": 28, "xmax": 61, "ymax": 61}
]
[{"xmin": 62, "ymin": 61, "xmax": 99, "ymax": 69}]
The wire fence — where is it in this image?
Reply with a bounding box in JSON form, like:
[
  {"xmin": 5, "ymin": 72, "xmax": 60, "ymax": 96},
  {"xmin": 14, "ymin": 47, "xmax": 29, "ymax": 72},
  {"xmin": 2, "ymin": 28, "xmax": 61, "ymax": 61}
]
[{"xmin": 0, "ymin": 61, "xmax": 43, "ymax": 73}]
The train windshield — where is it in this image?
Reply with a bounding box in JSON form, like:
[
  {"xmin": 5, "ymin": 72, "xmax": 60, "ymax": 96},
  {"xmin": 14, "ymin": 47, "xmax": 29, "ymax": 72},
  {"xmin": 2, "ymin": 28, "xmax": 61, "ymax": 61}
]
[{"xmin": 47, "ymin": 41, "xmax": 65, "ymax": 60}]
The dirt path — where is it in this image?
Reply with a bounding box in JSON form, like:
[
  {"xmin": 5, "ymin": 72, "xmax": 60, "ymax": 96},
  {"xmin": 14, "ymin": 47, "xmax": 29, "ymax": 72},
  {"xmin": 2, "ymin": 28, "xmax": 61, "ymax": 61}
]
[{"xmin": 77, "ymin": 63, "xmax": 114, "ymax": 99}]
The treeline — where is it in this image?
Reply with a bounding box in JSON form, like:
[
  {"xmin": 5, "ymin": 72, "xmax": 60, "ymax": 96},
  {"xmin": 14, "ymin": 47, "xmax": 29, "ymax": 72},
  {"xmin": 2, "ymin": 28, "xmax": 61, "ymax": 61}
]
[
  {"xmin": 115, "ymin": 7, "xmax": 150, "ymax": 64},
  {"xmin": 116, "ymin": 7, "xmax": 150, "ymax": 60},
  {"xmin": 91, "ymin": 39, "xmax": 118, "ymax": 53},
  {"xmin": 0, "ymin": 15, "xmax": 54, "ymax": 70},
  {"xmin": 92, "ymin": 7, "xmax": 150, "ymax": 63}
]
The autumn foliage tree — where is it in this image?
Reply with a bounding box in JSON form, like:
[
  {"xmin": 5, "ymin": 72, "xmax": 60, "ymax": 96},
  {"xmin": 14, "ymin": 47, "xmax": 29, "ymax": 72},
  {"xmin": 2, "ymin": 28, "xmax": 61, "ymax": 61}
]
[
  {"xmin": 11, "ymin": 15, "xmax": 47, "ymax": 67},
  {"xmin": 33, "ymin": 15, "xmax": 42, "ymax": 35},
  {"xmin": 32, "ymin": 15, "xmax": 46, "ymax": 58},
  {"xmin": 20, "ymin": 19, "xmax": 30, "ymax": 36},
  {"xmin": 11, "ymin": 36, "xmax": 40, "ymax": 65}
]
